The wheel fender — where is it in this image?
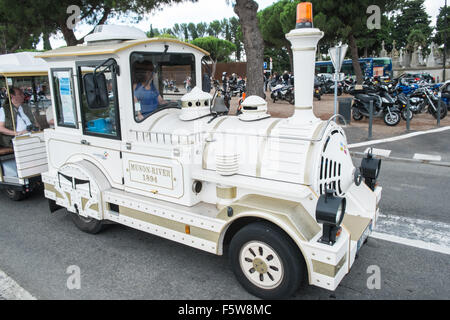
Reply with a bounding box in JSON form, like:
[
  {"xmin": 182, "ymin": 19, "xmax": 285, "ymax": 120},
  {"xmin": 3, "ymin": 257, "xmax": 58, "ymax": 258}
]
[
  {"xmin": 45, "ymin": 160, "xmax": 111, "ymax": 220},
  {"xmin": 217, "ymin": 194, "xmax": 321, "ymax": 282}
]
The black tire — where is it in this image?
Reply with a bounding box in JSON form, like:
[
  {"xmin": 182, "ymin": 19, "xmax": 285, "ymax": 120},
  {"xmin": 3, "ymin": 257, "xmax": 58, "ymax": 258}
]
[
  {"xmin": 352, "ymin": 108, "xmax": 363, "ymax": 121},
  {"xmin": 430, "ymin": 104, "xmax": 447, "ymax": 120},
  {"xmin": 70, "ymin": 211, "xmax": 103, "ymax": 234},
  {"xmin": 401, "ymin": 108, "xmax": 414, "ymax": 121},
  {"xmin": 4, "ymin": 188, "xmax": 27, "ymax": 201},
  {"xmin": 229, "ymin": 221, "xmax": 305, "ymax": 299},
  {"xmin": 384, "ymin": 111, "xmax": 401, "ymax": 126}
]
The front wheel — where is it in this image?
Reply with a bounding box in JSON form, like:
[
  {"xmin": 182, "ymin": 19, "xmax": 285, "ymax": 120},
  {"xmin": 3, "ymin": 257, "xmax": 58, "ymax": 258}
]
[
  {"xmin": 70, "ymin": 211, "xmax": 104, "ymax": 234},
  {"xmin": 384, "ymin": 111, "xmax": 401, "ymax": 126},
  {"xmin": 229, "ymin": 222, "xmax": 305, "ymax": 299},
  {"xmin": 430, "ymin": 104, "xmax": 447, "ymax": 120},
  {"xmin": 401, "ymin": 108, "xmax": 414, "ymax": 121},
  {"xmin": 352, "ymin": 107, "xmax": 364, "ymax": 121}
]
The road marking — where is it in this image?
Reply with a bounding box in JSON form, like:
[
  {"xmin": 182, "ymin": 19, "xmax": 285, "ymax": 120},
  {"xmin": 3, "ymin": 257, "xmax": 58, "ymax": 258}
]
[
  {"xmin": 413, "ymin": 153, "xmax": 442, "ymax": 162},
  {"xmin": 371, "ymin": 213, "xmax": 450, "ymax": 256},
  {"xmin": 370, "ymin": 232, "xmax": 450, "ymax": 255},
  {"xmin": 348, "ymin": 126, "xmax": 450, "ymax": 149},
  {"xmin": 0, "ymin": 269, "xmax": 36, "ymax": 300}
]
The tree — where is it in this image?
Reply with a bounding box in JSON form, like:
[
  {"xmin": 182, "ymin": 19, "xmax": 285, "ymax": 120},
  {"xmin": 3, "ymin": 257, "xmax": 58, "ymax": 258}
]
[
  {"xmin": 392, "ymin": 0, "xmax": 432, "ymax": 52},
  {"xmin": 229, "ymin": 17, "xmax": 243, "ymax": 61},
  {"xmin": 258, "ymin": 0, "xmax": 294, "ymax": 71},
  {"xmin": 0, "ymin": 0, "xmax": 198, "ymax": 50},
  {"xmin": 311, "ymin": 0, "xmax": 400, "ymax": 84},
  {"xmin": 191, "ymin": 36, "xmax": 236, "ymax": 77},
  {"xmin": 187, "ymin": 23, "xmax": 199, "ymax": 40},
  {"xmin": 234, "ymin": 0, "xmax": 265, "ymax": 97},
  {"xmin": 0, "ymin": 0, "xmax": 44, "ymax": 53},
  {"xmin": 207, "ymin": 20, "xmax": 222, "ymax": 38},
  {"xmin": 435, "ymin": 5, "xmax": 450, "ymax": 49},
  {"xmin": 196, "ymin": 23, "xmax": 208, "ymax": 38}
]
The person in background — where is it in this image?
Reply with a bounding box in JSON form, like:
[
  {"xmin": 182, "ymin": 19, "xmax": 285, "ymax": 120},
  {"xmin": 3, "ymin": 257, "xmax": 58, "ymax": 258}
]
[
  {"xmin": 0, "ymin": 87, "xmax": 40, "ymax": 147},
  {"xmin": 282, "ymin": 71, "xmax": 290, "ymax": 85}
]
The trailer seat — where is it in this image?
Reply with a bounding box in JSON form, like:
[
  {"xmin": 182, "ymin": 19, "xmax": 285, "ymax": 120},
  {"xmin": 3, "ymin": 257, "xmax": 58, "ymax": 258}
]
[{"xmin": 0, "ymin": 147, "xmax": 14, "ymax": 156}]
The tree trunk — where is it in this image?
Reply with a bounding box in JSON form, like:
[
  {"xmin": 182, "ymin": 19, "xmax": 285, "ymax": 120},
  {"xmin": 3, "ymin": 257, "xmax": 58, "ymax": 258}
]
[
  {"xmin": 349, "ymin": 33, "xmax": 364, "ymax": 84},
  {"xmin": 234, "ymin": 0, "xmax": 264, "ymax": 98},
  {"xmin": 60, "ymin": 23, "xmax": 82, "ymax": 46}
]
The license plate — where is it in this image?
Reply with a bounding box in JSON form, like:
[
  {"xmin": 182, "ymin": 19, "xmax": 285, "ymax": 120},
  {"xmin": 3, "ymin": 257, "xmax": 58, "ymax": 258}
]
[{"xmin": 357, "ymin": 221, "xmax": 373, "ymax": 252}]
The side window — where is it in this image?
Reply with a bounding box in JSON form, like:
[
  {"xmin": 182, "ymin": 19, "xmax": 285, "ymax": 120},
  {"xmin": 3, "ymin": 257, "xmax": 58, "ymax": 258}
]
[
  {"xmin": 131, "ymin": 52, "xmax": 195, "ymax": 122},
  {"xmin": 51, "ymin": 69, "xmax": 77, "ymax": 128},
  {"xmin": 78, "ymin": 62, "xmax": 120, "ymax": 139}
]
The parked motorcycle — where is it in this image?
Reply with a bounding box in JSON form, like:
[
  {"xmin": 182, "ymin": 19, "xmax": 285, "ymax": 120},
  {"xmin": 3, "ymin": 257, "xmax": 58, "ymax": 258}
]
[
  {"xmin": 350, "ymin": 84, "xmax": 402, "ymax": 126},
  {"xmin": 270, "ymin": 80, "xmax": 295, "ymax": 104}
]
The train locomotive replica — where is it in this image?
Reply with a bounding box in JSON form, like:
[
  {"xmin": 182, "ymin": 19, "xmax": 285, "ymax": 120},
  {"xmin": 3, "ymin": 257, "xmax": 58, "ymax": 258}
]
[{"xmin": 29, "ymin": 3, "xmax": 383, "ymax": 299}]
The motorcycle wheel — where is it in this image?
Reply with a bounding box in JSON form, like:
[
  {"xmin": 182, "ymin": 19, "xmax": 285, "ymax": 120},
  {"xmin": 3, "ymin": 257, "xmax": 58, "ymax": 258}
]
[
  {"xmin": 430, "ymin": 105, "xmax": 448, "ymax": 120},
  {"xmin": 352, "ymin": 108, "xmax": 363, "ymax": 121},
  {"xmin": 401, "ymin": 108, "xmax": 414, "ymax": 121},
  {"xmin": 384, "ymin": 111, "xmax": 401, "ymax": 126},
  {"xmin": 287, "ymin": 93, "xmax": 295, "ymax": 105}
]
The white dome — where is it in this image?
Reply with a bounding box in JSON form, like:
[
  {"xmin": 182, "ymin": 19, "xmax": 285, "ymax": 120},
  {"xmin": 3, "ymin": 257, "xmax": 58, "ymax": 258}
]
[
  {"xmin": 181, "ymin": 87, "xmax": 212, "ymax": 102},
  {"xmin": 241, "ymin": 95, "xmax": 267, "ymax": 108},
  {"xmin": 84, "ymin": 25, "xmax": 147, "ymax": 44}
]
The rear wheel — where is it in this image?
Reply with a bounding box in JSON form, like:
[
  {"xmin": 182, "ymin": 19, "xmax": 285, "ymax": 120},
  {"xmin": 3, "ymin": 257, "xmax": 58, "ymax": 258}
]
[
  {"xmin": 384, "ymin": 111, "xmax": 401, "ymax": 126},
  {"xmin": 70, "ymin": 211, "xmax": 103, "ymax": 234},
  {"xmin": 4, "ymin": 188, "xmax": 26, "ymax": 201},
  {"xmin": 229, "ymin": 221, "xmax": 305, "ymax": 299}
]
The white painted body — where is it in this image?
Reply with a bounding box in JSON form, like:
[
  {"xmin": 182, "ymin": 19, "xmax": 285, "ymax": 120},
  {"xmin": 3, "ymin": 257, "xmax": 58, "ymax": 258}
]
[{"xmin": 38, "ymin": 29, "xmax": 382, "ymax": 292}]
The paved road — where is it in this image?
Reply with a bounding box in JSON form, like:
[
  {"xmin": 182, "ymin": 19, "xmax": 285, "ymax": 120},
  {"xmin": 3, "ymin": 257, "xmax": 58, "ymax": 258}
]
[{"xmin": 0, "ymin": 130, "xmax": 449, "ymax": 300}]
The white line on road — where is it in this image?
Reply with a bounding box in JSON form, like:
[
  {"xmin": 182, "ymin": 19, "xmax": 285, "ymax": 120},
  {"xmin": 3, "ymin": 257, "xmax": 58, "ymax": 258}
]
[
  {"xmin": 370, "ymin": 232, "xmax": 450, "ymax": 255},
  {"xmin": 371, "ymin": 213, "xmax": 450, "ymax": 256},
  {"xmin": 0, "ymin": 269, "xmax": 36, "ymax": 300},
  {"xmin": 348, "ymin": 126, "xmax": 450, "ymax": 149}
]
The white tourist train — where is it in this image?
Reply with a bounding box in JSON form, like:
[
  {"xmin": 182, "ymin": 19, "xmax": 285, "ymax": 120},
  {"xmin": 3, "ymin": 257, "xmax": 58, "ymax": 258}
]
[{"xmin": 3, "ymin": 3, "xmax": 382, "ymax": 299}]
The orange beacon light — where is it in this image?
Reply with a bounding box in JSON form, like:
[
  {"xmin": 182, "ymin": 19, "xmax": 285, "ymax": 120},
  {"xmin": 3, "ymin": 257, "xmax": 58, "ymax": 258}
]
[{"xmin": 296, "ymin": 2, "xmax": 313, "ymax": 29}]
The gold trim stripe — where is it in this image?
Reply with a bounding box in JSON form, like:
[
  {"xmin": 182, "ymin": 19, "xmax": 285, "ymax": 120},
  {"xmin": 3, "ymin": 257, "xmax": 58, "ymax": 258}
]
[
  {"xmin": 118, "ymin": 206, "xmax": 220, "ymax": 243},
  {"xmin": 312, "ymin": 255, "xmax": 346, "ymax": 278},
  {"xmin": 292, "ymin": 47, "xmax": 316, "ymax": 52}
]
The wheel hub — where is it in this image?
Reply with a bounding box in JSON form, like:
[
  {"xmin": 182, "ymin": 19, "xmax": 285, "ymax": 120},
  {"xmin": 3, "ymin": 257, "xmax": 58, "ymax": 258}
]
[
  {"xmin": 252, "ymin": 258, "xmax": 268, "ymax": 274},
  {"xmin": 239, "ymin": 241, "xmax": 284, "ymax": 289}
]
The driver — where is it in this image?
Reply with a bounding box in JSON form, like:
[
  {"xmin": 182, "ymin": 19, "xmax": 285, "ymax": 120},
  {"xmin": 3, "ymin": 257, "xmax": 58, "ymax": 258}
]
[
  {"xmin": 0, "ymin": 87, "xmax": 40, "ymax": 147},
  {"xmin": 133, "ymin": 61, "xmax": 166, "ymax": 120}
]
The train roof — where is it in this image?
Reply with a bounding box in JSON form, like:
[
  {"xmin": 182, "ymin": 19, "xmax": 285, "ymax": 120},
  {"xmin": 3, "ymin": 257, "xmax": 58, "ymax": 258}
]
[
  {"xmin": 0, "ymin": 52, "xmax": 48, "ymax": 77},
  {"xmin": 35, "ymin": 38, "xmax": 210, "ymax": 59}
]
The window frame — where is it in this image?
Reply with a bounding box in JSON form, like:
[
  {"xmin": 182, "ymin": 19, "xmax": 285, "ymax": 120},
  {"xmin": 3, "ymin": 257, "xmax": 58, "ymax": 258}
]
[
  {"xmin": 50, "ymin": 68, "xmax": 78, "ymax": 129},
  {"xmin": 76, "ymin": 59, "xmax": 122, "ymax": 141},
  {"xmin": 129, "ymin": 51, "xmax": 196, "ymax": 123}
]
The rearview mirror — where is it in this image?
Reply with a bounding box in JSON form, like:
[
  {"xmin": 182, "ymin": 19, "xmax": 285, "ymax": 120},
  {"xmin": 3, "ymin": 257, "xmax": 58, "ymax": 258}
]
[{"xmin": 83, "ymin": 73, "xmax": 109, "ymax": 109}]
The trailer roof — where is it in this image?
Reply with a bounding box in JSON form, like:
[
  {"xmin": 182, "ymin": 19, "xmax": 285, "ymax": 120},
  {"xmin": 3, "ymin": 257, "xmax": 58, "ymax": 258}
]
[
  {"xmin": 35, "ymin": 38, "xmax": 210, "ymax": 59},
  {"xmin": 0, "ymin": 52, "xmax": 48, "ymax": 77}
]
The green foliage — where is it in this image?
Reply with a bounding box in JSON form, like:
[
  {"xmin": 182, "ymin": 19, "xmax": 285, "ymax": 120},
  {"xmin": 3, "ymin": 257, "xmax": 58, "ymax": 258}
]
[
  {"xmin": 435, "ymin": 5, "xmax": 450, "ymax": 48},
  {"xmin": 392, "ymin": 0, "xmax": 433, "ymax": 50},
  {"xmin": 191, "ymin": 36, "xmax": 236, "ymax": 62}
]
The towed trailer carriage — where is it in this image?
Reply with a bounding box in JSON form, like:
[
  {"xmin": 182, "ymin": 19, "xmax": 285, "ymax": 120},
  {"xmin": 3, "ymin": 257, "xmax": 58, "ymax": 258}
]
[
  {"xmin": 36, "ymin": 6, "xmax": 382, "ymax": 299},
  {"xmin": 0, "ymin": 52, "xmax": 51, "ymax": 200}
]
